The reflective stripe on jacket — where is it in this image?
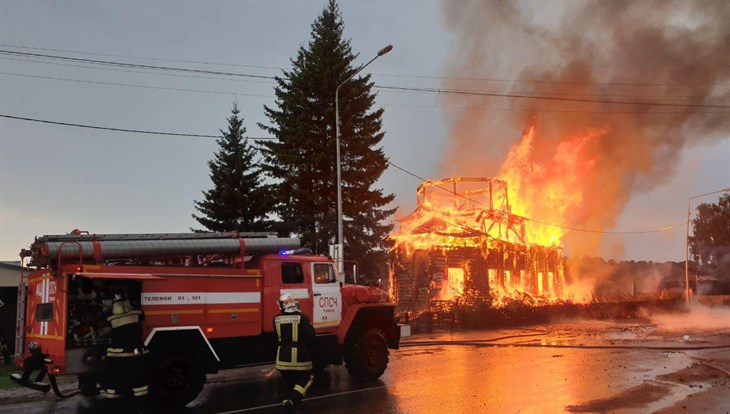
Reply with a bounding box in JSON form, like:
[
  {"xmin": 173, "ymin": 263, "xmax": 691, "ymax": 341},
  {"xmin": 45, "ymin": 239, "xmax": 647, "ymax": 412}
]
[{"xmin": 274, "ymin": 312, "xmax": 315, "ymax": 371}]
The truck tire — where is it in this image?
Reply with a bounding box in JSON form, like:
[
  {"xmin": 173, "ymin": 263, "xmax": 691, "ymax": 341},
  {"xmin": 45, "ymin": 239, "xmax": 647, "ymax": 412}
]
[
  {"xmin": 149, "ymin": 354, "xmax": 205, "ymax": 407},
  {"xmin": 345, "ymin": 328, "xmax": 389, "ymax": 380}
]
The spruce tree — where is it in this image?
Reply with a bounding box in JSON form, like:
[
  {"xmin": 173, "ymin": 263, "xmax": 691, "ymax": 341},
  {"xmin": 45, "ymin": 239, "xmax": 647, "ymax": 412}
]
[
  {"xmin": 259, "ymin": 0, "xmax": 395, "ymax": 272},
  {"xmin": 193, "ymin": 104, "xmax": 271, "ymax": 232}
]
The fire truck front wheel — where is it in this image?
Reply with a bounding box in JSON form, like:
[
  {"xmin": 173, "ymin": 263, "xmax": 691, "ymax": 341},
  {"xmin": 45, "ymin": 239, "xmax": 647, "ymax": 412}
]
[
  {"xmin": 150, "ymin": 354, "xmax": 205, "ymax": 407},
  {"xmin": 345, "ymin": 328, "xmax": 389, "ymax": 380}
]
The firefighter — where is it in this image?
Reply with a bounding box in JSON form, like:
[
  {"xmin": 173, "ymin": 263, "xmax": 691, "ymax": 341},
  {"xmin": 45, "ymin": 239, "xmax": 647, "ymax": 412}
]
[
  {"xmin": 104, "ymin": 293, "xmax": 148, "ymax": 401},
  {"xmin": 274, "ymin": 293, "xmax": 316, "ymax": 412}
]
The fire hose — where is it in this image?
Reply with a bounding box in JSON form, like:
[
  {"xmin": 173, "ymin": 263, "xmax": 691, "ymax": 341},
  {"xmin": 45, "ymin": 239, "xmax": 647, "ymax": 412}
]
[
  {"xmin": 9, "ymin": 365, "xmax": 83, "ymax": 399},
  {"xmin": 48, "ymin": 374, "xmax": 82, "ymax": 399},
  {"xmin": 400, "ymin": 337, "xmax": 730, "ymax": 351}
]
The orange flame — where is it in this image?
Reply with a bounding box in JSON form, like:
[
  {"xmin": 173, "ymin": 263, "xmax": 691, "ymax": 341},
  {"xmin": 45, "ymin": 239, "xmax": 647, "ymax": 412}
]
[
  {"xmin": 497, "ymin": 125, "xmax": 605, "ymax": 247},
  {"xmin": 390, "ymin": 125, "xmax": 603, "ymax": 307},
  {"xmin": 433, "ymin": 268, "xmax": 466, "ymax": 301}
]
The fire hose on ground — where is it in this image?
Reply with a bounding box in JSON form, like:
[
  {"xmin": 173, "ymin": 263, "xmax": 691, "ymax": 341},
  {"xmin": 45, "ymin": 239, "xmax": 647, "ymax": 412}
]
[
  {"xmin": 400, "ymin": 332, "xmax": 730, "ymax": 354},
  {"xmin": 48, "ymin": 374, "xmax": 83, "ymax": 399}
]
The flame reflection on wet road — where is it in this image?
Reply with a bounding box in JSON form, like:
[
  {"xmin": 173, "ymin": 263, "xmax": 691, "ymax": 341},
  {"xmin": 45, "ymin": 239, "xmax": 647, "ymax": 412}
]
[
  {"xmin": 193, "ymin": 324, "xmax": 723, "ymax": 414},
  {"xmin": 1, "ymin": 321, "xmax": 728, "ymax": 414}
]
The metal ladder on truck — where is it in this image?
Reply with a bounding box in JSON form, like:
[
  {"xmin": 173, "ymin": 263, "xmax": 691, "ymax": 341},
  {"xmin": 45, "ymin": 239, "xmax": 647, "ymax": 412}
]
[{"xmin": 14, "ymin": 259, "xmax": 28, "ymax": 359}]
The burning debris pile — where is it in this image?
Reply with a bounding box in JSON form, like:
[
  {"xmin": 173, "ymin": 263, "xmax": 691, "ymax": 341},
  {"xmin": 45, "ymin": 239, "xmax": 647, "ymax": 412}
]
[{"xmin": 389, "ymin": 177, "xmax": 566, "ymax": 311}]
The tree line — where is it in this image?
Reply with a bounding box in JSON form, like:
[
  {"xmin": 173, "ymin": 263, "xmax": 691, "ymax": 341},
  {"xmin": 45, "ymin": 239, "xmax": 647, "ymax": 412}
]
[{"xmin": 192, "ymin": 1, "xmax": 393, "ymax": 277}]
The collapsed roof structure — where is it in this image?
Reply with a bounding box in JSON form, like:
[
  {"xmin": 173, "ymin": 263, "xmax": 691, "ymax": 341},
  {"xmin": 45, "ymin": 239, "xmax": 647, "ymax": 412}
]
[{"xmin": 389, "ymin": 177, "xmax": 564, "ymax": 310}]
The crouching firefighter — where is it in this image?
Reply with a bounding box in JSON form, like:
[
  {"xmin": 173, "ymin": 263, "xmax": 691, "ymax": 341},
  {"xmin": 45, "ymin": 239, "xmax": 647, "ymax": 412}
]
[
  {"xmin": 274, "ymin": 293, "xmax": 316, "ymax": 412},
  {"xmin": 104, "ymin": 294, "xmax": 148, "ymax": 400}
]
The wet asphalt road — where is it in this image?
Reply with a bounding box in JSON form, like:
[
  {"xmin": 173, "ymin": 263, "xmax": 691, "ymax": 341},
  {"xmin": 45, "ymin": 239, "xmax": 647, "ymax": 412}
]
[{"xmin": 2, "ymin": 319, "xmax": 729, "ymax": 414}]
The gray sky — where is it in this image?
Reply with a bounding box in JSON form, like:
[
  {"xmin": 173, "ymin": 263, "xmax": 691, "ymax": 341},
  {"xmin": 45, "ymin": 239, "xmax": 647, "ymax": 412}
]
[{"xmin": 1, "ymin": 0, "xmax": 728, "ymax": 262}]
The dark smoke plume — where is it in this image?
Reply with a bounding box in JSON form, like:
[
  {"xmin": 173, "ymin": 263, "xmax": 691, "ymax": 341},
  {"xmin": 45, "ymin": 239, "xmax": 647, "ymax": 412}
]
[{"xmin": 439, "ymin": 0, "xmax": 729, "ymax": 257}]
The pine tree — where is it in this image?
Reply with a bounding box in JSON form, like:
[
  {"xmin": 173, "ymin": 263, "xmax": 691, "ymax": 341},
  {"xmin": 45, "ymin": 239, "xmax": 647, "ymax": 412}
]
[
  {"xmin": 193, "ymin": 104, "xmax": 271, "ymax": 232},
  {"xmin": 259, "ymin": 0, "xmax": 395, "ymax": 271}
]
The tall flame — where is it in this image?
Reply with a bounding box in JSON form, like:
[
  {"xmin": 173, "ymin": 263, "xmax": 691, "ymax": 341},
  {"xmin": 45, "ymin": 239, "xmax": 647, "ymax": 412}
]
[{"xmin": 497, "ymin": 124, "xmax": 607, "ymax": 247}]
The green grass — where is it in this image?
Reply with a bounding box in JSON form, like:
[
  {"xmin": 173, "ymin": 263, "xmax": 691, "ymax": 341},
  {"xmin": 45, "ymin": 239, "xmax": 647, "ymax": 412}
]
[{"xmin": 0, "ymin": 363, "xmax": 22, "ymax": 389}]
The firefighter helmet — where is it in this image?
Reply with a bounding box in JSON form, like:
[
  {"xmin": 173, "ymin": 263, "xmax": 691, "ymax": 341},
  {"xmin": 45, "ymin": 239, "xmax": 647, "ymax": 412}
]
[
  {"xmin": 278, "ymin": 293, "xmax": 299, "ymax": 312},
  {"xmin": 27, "ymin": 341, "xmax": 41, "ymax": 354}
]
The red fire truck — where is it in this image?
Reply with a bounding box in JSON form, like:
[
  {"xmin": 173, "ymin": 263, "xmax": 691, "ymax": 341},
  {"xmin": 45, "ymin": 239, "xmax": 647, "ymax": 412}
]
[{"xmin": 12, "ymin": 231, "xmax": 400, "ymax": 406}]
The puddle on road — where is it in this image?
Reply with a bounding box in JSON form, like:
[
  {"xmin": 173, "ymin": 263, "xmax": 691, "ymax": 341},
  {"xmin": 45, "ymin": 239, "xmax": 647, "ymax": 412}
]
[
  {"xmin": 563, "ymin": 360, "xmax": 724, "ymax": 413},
  {"xmin": 563, "ymin": 380, "xmax": 706, "ymax": 413},
  {"xmin": 395, "ymin": 319, "xmax": 729, "ymax": 413}
]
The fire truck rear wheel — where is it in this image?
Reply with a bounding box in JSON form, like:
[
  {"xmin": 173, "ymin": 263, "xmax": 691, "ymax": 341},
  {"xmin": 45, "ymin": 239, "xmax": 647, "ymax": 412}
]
[
  {"xmin": 345, "ymin": 328, "xmax": 389, "ymax": 380},
  {"xmin": 150, "ymin": 355, "xmax": 205, "ymax": 407}
]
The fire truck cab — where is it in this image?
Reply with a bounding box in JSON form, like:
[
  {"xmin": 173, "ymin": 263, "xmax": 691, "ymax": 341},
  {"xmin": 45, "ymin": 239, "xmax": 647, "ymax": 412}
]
[{"xmin": 14, "ymin": 231, "xmax": 400, "ymax": 406}]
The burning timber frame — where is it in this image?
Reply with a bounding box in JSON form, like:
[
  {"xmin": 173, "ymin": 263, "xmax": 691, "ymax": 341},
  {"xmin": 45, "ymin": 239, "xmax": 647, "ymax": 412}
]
[{"xmin": 389, "ymin": 177, "xmax": 564, "ymax": 310}]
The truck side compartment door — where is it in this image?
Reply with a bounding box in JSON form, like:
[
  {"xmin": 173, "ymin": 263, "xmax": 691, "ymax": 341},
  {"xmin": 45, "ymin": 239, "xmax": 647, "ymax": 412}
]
[{"xmin": 310, "ymin": 262, "xmax": 341, "ymax": 330}]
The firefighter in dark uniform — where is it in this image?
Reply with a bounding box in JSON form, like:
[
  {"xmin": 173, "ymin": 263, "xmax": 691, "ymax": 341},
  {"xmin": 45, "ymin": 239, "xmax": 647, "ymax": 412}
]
[
  {"xmin": 274, "ymin": 293, "xmax": 316, "ymax": 411},
  {"xmin": 104, "ymin": 293, "xmax": 148, "ymax": 400}
]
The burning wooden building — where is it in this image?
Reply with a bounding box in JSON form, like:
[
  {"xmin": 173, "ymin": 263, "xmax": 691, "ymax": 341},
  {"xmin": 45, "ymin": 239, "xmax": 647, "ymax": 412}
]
[{"xmin": 389, "ymin": 177, "xmax": 565, "ymax": 310}]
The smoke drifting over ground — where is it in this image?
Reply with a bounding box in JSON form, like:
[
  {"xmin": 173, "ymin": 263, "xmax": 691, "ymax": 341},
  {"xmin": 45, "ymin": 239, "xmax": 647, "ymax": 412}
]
[
  {"xmin": 439, "ymin": 0, "xmax": 730, "ymax": 258},
  {"xmin": 650, "ymin": 304, "xmax": 730, "ymax": 334}
]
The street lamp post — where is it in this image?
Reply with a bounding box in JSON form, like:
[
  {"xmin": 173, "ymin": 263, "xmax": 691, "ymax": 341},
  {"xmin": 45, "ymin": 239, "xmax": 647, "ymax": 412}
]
[
  {"xmin": 334, "ymin": 44, "xmax": 393, "ymax": 276},
  {"xmin": 685, "ymin": 187, "xmax": 730, "ymax": 305}
]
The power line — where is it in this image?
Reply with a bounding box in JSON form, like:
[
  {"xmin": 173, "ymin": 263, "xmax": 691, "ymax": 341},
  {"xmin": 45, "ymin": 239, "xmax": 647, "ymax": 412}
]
[
  {"xmin": 0, "ymin": 114, "xmax": 325, "ymax": 141},
  {"xmin": 0, "ymin": 43, "xmax": 284, "ymax": 71},
  {"xmin": 3, "ymin": 72, "xmax": 726, "ymax": 117},
  {"xmin": 0, "ymin": 56, "xmax": 275, "ymax": 84},
  {"xmin": 0, "ymin": 112, "xmax": 694, "ymax": 234},
  {"xmin": 0, "ymin": 72, "xmax": 274, "ymax": 98},
  {"xmin": 0, "ymin": 114, "xmax": 277, "ymax": 139},
  {"xmin": 3, "ymin": 43, "xmax": 706, "ymax": 88},
  {"xmin": 0, "ymin": 50, "xmax": 276, "ymax": 80},
  {"xmin": 3, "ymin": 50, "xmax": 728, "ymax": 108},
  {"xmin": 378, "ymin": 85, "xmax": 727, "ymax": 101},
  {"xmin": 382, "ymin": 102, "xmax": 728, "ymax": 115},
  {"xmin": 5, "ymin": 68, "xmax": 719, "ymax": 105},
  {"xmin": 375, "ymin": 86, "xmax": 730, "ymax": 109},
  {"xmin": 385, "ymin": 161, "xmax": 685, "ymax": 235},
  {"xmin": 8, "ymin": 72, "xmax": 723, "ymax": 115},
  {"xmin": 1, "ymin": 114, "xmax": 218, "ymax": 137},
  {"xmin": 373, "ymin": 71, "xmax": 710, "ymax": 88}
]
